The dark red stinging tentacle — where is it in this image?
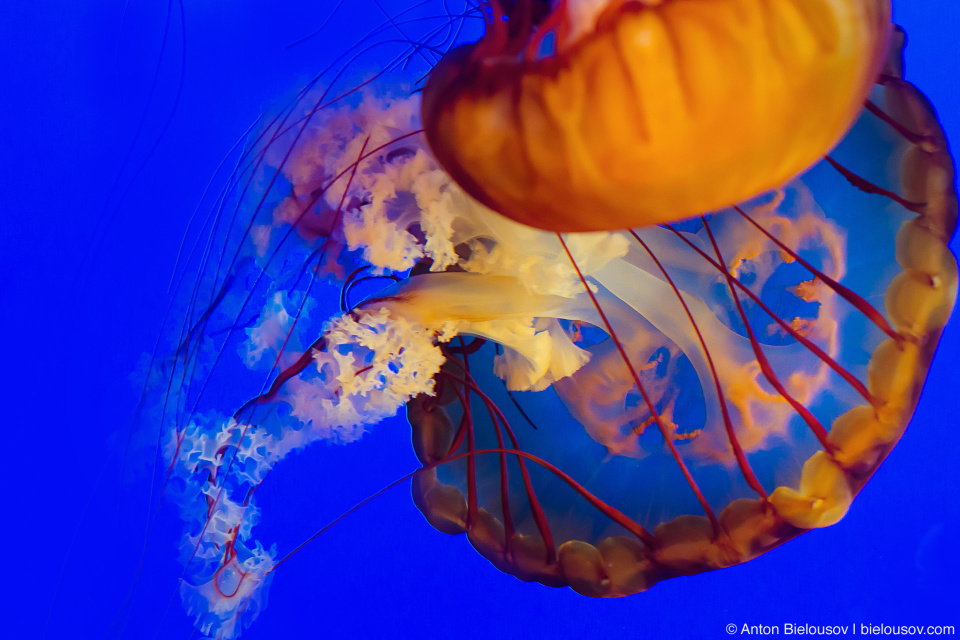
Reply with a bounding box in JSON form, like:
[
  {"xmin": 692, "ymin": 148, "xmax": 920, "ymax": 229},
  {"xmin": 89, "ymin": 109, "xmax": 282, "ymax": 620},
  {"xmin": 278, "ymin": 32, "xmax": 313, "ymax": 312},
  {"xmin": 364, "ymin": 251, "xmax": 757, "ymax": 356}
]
[
  {"xmin": 232, "ymin": 136, "xmax": 372, "ymax": 421},
  {"xmin": 444, "ymin": 337, "xmax": 487, "ymax": 355},
  {"xmin": 699, "ymin": 217, "xmax": 833, "ymax": 452},
  {"xmin": 268, "ymin": 444, "xmax": 655, "ymax": 574},
  {"xmin": 629, "ymin": 230, "xmax": 768, "ymax": 500},
  {"xmin": 734, "ymin": 205, "xmax": 903, "ymax": 343},
  {"xmin": 445, "ymin": 448, "xmax": 654, "ymax": 547},
  {"xmin": 825, "ymin": 155, "xmax": 925, "ymax": 213},
  {"xmin": 865, "ymin": 100, "xmax": 930, "ymax": 146},
  {"xmin": 444, "ymin": 375, "xmax": 517, "ymax": 546},
  {"xmin": 557, "ymin": 234, "xmax": 721, "ymax": 536},
  {"xmin": 662, "ymin": 225, "xmax": 876, "ymax": 405},
  {"xmin": 461, "ymin": 341, "xmax": 479, "ymax": 527},
  {"xmin": 441, "ymin": 366, "xmax": 556, "ymax": 562},
  {"xmin": 462, "ymin": 332, "xmax": 518, "ymax": 547}
]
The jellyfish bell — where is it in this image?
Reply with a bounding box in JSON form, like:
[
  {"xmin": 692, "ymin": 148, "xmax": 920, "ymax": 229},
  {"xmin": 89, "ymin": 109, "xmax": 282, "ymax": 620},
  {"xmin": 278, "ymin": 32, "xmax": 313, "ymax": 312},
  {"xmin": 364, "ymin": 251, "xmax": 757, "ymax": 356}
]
[
  {"xmin": 421, "ymin": 0, "xmax": 894, "ymax": 232},
  {"xmin": 406, "ymin": 25, "xmax": 958, "ymax": 595}
]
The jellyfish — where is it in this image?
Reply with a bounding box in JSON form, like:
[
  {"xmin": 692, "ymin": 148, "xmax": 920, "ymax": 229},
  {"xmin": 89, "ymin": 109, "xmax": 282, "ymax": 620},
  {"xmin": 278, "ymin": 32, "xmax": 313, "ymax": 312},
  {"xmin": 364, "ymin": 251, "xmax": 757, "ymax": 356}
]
[
  {"xmin": 421, "ymin": 0, "xmax": 894, "ymax": 231},
  {"xmin": 125, "ymin": 2, "xmax": 955, "ymax": 638}
]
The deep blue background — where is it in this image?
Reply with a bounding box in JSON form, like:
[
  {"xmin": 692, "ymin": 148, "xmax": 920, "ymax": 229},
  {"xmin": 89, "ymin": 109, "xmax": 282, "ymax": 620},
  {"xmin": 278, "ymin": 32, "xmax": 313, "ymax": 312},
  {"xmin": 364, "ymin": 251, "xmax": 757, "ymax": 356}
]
[{"xmin": 2, "ymin": 2, "xmax": 958, "ymax": 639}]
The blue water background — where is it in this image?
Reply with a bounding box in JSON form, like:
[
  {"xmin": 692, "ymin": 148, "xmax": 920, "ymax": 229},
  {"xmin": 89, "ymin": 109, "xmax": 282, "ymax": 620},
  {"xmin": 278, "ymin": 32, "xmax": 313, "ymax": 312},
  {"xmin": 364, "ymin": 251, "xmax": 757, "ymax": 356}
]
[{"xmin": 2, "ymin": 2, "xmax": 958, "ymax": 638}]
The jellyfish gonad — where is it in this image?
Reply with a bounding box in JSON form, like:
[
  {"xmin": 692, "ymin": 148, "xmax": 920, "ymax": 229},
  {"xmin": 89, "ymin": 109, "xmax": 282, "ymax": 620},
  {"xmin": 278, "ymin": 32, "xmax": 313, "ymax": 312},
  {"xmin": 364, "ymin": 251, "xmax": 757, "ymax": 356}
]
[{"xmin": 146, "ymin": 1, "xmax": 956, "ymax": 638}]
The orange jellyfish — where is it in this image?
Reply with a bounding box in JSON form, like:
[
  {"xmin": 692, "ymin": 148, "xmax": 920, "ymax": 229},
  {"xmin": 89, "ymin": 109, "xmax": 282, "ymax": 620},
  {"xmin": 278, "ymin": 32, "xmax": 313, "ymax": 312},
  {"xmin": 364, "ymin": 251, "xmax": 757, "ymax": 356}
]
[
  {"xmin": 133, "ymin": 1, "xmax": 956, "ymax": 637},
  {"xmin": 423, "ymin": 0, "xmax": 894, "ymax": 231}
]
